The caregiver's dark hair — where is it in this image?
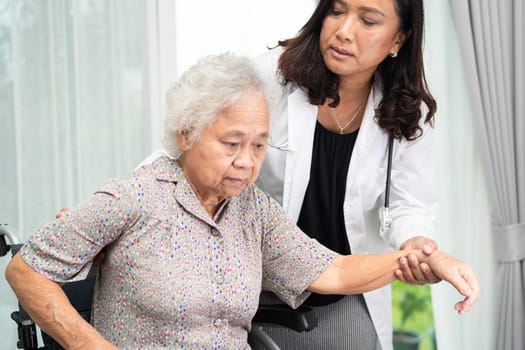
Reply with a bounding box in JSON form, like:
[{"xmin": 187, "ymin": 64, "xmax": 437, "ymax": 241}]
[{"xmin": 277, "ymin": 0, "xmax": 436, "ymax": 140}]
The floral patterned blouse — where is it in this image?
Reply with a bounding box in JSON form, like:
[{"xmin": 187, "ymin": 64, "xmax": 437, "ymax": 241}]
[{"xmin": 20, "ymin": 156, "xmax": 336, "ymax": 349}]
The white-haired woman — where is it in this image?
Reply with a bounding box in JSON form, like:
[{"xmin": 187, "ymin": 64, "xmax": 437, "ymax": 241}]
[{"xmin": 6, "ymin": 52, "xmax": 479, "ymax": 350}]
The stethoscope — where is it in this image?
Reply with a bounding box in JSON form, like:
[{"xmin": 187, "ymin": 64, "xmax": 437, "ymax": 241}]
[
  {"xmin": 269, "ymin": 133, "xmax": 394, "ymax": 234},
  {"xmin": 379, "ymin": 135, "xmax": 394, "ymax": 234}
]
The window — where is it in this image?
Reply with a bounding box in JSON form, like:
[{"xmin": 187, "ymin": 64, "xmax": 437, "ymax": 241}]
[{"xmin": 0, "ymin": 0, "xmax": 158, "ymax": 344}]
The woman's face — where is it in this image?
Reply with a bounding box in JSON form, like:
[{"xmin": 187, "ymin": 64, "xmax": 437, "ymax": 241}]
[
  {"xmin": 177, "ymin": 91, "xmax": 269, "ymax": 203},
  {"xmin": 319, "ymin": 0, "xmax": 406, "ymax": 81}
]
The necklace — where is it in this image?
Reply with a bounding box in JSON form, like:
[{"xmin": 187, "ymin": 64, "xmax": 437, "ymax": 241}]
[{"xmin": 330, "ymin": 104, "xmax": 363, "ymax": 134}]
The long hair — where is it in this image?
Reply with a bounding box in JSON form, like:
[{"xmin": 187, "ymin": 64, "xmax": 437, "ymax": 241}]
[{"xmin": 277, "ymin": 0, "xmax": 436, "ymax": 140}]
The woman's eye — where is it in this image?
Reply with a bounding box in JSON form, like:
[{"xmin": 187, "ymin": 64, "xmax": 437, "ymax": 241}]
[
  {"xmin": 329, "ymin": 7, "xmax": 343, "ymax": 16},
  {"xmin": 222, "ymin": 141, "xmax": 240, "ymax": 149},
  {"xmin": 361, "ymin": 18, "xmax": 377, "ymax": 26}
]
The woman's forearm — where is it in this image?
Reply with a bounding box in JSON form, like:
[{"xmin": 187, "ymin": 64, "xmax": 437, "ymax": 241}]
[
  {"xmin": 309, "ymin": 249, "xmax": 480, "ymax": 314},
  {"xmin": 5, "ymin": 254, "xmax": 115, "ymax": 350},
  {"xmin": 309, "ymin": 250, "xmax": 414, "ymax": 295}
]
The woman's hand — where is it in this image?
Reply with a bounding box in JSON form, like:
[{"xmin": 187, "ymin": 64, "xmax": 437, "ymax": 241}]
[
  {"xmin": 55, "ymin": 207, "xmax": 69, "ymax": 219},
  {"xmin": 424, "ymin": 250, "xmax": 480, "ymax": 314},
  {"xmin": 397, "ymin": 236, "xmax": 441, "ymax": 284}
]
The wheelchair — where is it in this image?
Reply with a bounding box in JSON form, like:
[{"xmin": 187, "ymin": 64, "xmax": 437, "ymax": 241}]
[{"xmin": 1, "ymin": 224, "xmax": 317, "ymax": 350}]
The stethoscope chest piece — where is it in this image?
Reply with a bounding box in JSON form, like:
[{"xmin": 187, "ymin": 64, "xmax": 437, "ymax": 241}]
[{"xmin": 379, "ymin": 206, "xmax": 393, "ymax": 235}]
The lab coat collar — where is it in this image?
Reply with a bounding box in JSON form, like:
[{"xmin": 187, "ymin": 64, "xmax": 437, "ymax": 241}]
[{"xmin": 282, "ymin": 86, "xmax": 318, "ymax": 220}]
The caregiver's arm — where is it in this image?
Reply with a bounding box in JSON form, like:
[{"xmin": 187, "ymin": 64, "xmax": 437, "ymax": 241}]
[
  {"xmin": 309, "ymin": 249, "xmax": 479, "ymax": 314},
  {"xmin": 5, "ymin": 254, "xmax": 117, "ymax": 350}
]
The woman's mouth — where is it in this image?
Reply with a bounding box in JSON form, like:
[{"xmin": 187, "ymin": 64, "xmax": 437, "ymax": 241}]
[
  {"xmin": 226, "ymin": 177, "xmax": 248, "ymax": 187},
  {"xmin": 330, "ymin": 46, "xmax": 353, "ymax": 59}
]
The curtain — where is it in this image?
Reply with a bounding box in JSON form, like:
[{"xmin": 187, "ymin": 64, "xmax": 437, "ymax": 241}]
[
  {"xmin": 423, "ymin": 1, "xmax": 496, "ymax": 349},
  {"xmin": 0, "ymin": 0, "xmax": 158, "ymax": 346},
  {"xmin": 448, "ymin": 1, "xmax": 525, "ymax": 349}
]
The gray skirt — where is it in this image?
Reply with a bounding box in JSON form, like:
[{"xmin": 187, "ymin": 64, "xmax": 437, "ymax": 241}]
[{"xmin": 250, "ymin": 293, "xmax": 378, "ymax": 350}]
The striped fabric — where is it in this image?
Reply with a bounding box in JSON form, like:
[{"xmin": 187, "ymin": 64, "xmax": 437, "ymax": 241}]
[{"xmin": 251, "ymin": 293, "xmax": 378, "ymax": 350}]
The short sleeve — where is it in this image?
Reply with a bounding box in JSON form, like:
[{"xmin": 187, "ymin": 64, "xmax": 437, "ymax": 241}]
[
  {"xmin": 257, "ymin": 190, "xmax": 336, "ymax": 309},
  {"xmin": 20, "ymin": 177, "xmax": 140, "ymax": 283}
]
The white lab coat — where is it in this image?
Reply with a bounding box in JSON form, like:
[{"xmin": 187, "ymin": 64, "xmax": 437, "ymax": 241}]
[{"xmin": 254, "ymin": 49, "xmax": 437, "ymax": 350}]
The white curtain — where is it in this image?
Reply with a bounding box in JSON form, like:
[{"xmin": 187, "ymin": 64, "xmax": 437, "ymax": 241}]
[
  {"xmin": 0, "ymin": 0, "xmax": 163, "ymax": 345},
  {"xmin": 424, "ymin": 1, "xmax": 496, "ymax": 350},
  {"xmin": 448, "ymin": 1, "xmax": 525, "ymax": 349}
]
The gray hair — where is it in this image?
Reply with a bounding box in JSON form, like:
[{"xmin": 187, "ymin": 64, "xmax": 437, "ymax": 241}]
[{"xmin": 163, "ymin": 52, "xmax": 267, "ymax": 159}]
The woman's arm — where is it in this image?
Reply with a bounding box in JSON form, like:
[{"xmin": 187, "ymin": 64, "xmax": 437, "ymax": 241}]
[
  {"xmin": 309, "ymin": 249, "xmax": 479, "ymax": 314},
  {"xmin": 5, "ymin": 254, "xmax": 117, "ymax": 350},
  {"xmin": 4, "ymin": 185, "xmax": 135, "ymax": 350},
  {"xmin": 308, "ymin": 250, "xmax": 410, "ymax": 295}
]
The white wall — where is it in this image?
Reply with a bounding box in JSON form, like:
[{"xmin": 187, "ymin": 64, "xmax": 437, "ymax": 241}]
[{"xmin": 173, "ymin": 0, "xmax": 316, "ymax": 74}]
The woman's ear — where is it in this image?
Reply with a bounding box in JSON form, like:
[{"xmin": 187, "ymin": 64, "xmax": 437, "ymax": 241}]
[
  {"xmin": 392, "ymin": 30, "xmax": 410, "ymax": 54},
  {"xmin": 176, "ymin": 131, "xmax": 191, "ymax": 151}
]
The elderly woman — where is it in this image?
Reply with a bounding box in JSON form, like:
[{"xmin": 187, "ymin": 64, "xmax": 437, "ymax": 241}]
[{"xmin": 5, "ymin": 53, "xmax": 479, "ymax": 350}]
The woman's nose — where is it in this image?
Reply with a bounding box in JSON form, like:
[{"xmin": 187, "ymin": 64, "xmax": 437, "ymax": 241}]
[
  {"xmin": 336, "ymin": 16, "xmax": 356, "ymax": 42},
  {"xmin": 233, "ymin": 148, "xmax": 254, "ymax": 168}
]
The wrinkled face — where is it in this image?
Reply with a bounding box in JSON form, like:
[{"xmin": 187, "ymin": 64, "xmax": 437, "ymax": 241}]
[
  {"xmin": 319, "ymin": 0, "xmax": 406, "ymax": 80},
  {"xmin": 177, "ymin": 91, "xmax": 269, "ymax": 202}
]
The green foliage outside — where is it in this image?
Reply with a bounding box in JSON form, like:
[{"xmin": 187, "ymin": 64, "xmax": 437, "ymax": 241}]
[{"xmin": 392, "ymin": 280, "xmax": 436, "ymax": 350}]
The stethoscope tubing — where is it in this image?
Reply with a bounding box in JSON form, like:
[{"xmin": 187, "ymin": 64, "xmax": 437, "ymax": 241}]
[{"xmin": 384, "ymin": 135, "xmax": 394, "ymax": 209}]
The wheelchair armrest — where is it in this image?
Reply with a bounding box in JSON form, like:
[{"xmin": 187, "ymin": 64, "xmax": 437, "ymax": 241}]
[
  {"xmin": 1, "ymin": 224, "xmax": 23, "ymax": 256},
  {"xmin": 9, "ymin": 243, "xmax": 23, "ymax": 256},
  {"xmin": 252, "ymin": 304, "xmax": 318, "ymax": 332}
]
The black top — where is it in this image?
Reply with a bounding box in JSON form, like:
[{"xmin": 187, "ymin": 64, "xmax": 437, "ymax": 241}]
[{"xmin": 298, "ymin": 121, "xmax": 358, "ymax": 306}]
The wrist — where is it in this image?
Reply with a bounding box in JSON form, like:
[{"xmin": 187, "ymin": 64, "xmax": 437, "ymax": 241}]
[{"xmin": 427, "ymin": 249, "xmax": 446, "ymax": 264}]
